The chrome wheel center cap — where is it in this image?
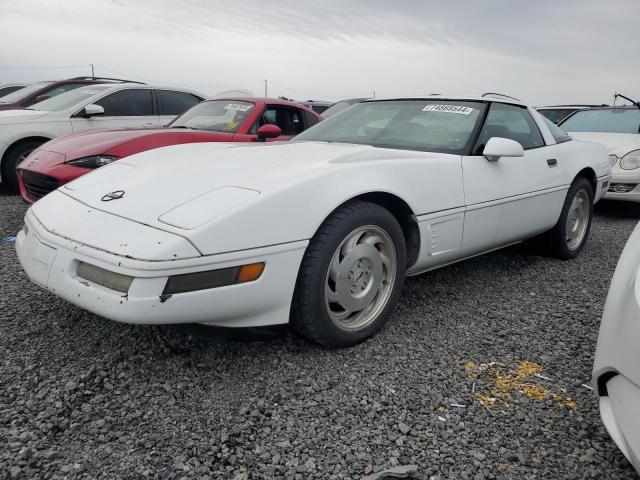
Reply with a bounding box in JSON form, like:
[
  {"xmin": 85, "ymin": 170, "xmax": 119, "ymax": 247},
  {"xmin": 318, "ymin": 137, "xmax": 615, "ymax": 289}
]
[{"xmin": 335, "ymin": 244, "xmax": 383, "ymax": 312}]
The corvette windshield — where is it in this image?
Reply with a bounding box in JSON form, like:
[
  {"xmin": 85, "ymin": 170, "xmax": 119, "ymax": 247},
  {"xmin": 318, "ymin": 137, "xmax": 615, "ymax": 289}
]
[
  {"xmin": 0, "ymin": 81, "xmax": 54, "ymax": 104},
  {"xmin": 560, "ymin": 108, "xmax": 640, "ymax": 134},
  {"xmin": 295, "ymin": 100, "xmax": 485, "ymax": 153},
  {"xmin": 171, "ymin": 100, "xmax": 255, "ymax": 132},
  {"xmin": 28, "ymin": 85, "xmax": 111, "ymax": 111}
]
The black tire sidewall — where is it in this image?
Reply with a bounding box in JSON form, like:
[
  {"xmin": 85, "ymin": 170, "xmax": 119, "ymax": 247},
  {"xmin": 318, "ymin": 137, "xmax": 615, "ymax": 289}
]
[
  {"xmin": 557, "ymin": 178, "xmax": 594, "ymax": 259},
  {"xmin": 294, "ymin": 202, "xmax": 407, "ymax": 347},
  {"xmin": 3, "ymin": 141, "xmax": 43, "ymax": 192}
]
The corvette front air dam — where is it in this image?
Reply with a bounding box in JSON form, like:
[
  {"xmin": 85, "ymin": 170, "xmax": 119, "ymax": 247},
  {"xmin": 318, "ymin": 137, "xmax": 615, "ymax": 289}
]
[{"xmin": 16, "ymin": 201, "xmax": 307, "ymax": 328}]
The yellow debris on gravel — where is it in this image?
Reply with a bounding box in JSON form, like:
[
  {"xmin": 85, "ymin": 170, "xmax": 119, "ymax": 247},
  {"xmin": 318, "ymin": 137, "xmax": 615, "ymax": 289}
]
[{"xmin": 465, "ymin": 361, "xmax": 576, "ymax": 411}]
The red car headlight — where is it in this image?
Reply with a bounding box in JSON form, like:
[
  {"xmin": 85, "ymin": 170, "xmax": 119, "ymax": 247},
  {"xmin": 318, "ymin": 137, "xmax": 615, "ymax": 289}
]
[{"xmin": 67, "ymin": 155, "xmax": 118, "ymax": 169}]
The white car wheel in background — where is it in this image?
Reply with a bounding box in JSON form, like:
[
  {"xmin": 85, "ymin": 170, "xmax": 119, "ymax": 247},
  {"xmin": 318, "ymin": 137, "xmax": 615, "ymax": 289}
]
[
  {"xmin": 291, "ymin": 200, "xmax": 406, "ymax": 347},
  {"xmin": 3, "ymin": 140, "xmax": 46, "ymax": 192}
]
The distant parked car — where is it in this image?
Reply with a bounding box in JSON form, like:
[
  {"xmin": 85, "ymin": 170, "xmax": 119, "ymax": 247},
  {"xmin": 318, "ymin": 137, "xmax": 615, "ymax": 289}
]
[
  {"xmin": 592, "ymin": 221, "xmax": 640, "ymax": 474},
  {"xmin": 537, "ymin": 105, "xmax": 599, "ymax": 124},
  {"xmin": 560, "ymin": 106, "xmax": 640, "ymax": 202},
  {"xmin": 299, "ymin": 100, "xmax": 333, "ymax": 114},
  {"xmin": 0, "ymin": 83, "xmax": 205, "ymax": 191},
  {"xmin": 0, "ymin": 77, "xmax": 141, "ymax": 111},
  {"xmin": 0, "ymin": 83, "xmax": 28, "ymax": 99},
  {"xmin": 17, "ymin": 97, "xmax": 322, "ymax": 202},
  {"xmin": 322, "ymin": 98, "xmax": 371, "ymax": 118},
  {"xmin": 16, "ymin": 95, "xmax": 610, "ymax": 347}
]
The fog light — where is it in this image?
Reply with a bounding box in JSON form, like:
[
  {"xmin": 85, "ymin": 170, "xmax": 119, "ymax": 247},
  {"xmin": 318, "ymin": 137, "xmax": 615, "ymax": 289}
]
[
  {"xmin": 163, "ymin": 262, "xmax": 265, "ymax": 295},
  {"xmin": 77, "ymin": 262, "xmax": 134, "ymax": 293}
]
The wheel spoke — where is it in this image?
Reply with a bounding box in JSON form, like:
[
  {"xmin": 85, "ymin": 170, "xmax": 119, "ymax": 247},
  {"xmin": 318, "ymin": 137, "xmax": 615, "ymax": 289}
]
[
  {"xmin": 341, "ymin": 231, "xmax": 363, "ymax": 258},
  {"xmin": 328, "ymin": 251, "xmax": 340, "ymax": 282},
  {"xmin": 325, "ymin": 284, "xmax": 339, "ymax": 304},
  {"xmin": 361, "ymin": 233, "xmax": 382, "ymax": 248}
]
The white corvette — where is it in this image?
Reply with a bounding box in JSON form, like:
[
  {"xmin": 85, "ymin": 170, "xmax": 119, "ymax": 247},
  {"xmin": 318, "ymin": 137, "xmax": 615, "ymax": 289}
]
[
  {"xmin": 16, "ymin": 95, "xmax": 610, "ymax": 346},
  {"xmin": 593, "ymin": 223, "xmax": 640, "ymax": 472},
  {"xmin": 560, "ymin": 104, "xmax": 640, "ymax": 202}
]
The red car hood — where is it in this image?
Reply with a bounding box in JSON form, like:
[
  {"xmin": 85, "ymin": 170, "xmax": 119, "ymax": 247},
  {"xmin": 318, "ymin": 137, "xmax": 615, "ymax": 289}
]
[{"xmin": 40, "ymin": 128, "xmax": 237, "ymax": 165}]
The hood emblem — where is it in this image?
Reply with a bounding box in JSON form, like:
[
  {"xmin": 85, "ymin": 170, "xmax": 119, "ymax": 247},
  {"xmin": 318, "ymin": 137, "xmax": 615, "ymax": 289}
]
[
  {"xmin": 101, "ymin": 190, "xmax": 125, "ymax": 201},
  {"xmin": 27, "ymin": 157, "xmax": 39, "ymax": 167}
]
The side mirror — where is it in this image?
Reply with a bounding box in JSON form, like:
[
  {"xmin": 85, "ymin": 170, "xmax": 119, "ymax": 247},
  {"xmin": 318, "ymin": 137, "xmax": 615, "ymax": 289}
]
[
  {"xmin": 256, "ymin": 124, "xmax": 282, "ymax": 141},
  {"xmin": 483, "ymin": 137, "xmax": 524, "ymax": 162},
  {"xmin": 35, "ymin": 94, "xmax": 50, "ymax": 103},
  {"xmin": 83, "ymin": 104, "xmax": 105, "ymax": 117}
]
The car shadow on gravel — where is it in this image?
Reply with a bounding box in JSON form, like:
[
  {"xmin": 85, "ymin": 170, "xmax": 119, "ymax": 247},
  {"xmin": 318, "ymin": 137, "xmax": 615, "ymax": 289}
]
[{"xmin": 595, "ymin": 199, "xmax": 640, "ymax": 219}]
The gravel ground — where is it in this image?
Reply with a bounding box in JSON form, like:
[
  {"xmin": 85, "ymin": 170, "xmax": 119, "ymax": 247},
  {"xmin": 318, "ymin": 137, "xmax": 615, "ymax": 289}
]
[{"xmin": 1, "ymin": 193, "xmax": 638, "ymax": 480}]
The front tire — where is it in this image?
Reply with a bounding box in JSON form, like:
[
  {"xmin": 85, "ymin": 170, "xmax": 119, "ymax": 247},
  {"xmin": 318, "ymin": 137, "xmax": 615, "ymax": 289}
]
[
  {"xmin": 536, "ymin": 177, "xmax": 594, "ymax": 259},
  {"xmin": 2, "ymin": 140, "xmax": 45, "ymax": 192},
  {"xmin": 291, "ymin": 200, "xmax": 407, "ymax": 347}
]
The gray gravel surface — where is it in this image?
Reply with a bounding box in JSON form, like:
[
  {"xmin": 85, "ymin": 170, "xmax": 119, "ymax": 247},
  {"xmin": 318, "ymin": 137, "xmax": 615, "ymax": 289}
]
[{"xmin": 1, "ymin": 193, "xmax": 638, "ymax": 480}]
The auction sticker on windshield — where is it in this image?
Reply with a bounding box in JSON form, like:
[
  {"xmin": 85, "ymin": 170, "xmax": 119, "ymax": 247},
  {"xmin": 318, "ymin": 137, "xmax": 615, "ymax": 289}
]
[
  {"xmin": 422, "ymin": 104, "xmax": 474, "ymax": 115},
  {"xmin": 224, "ymin": 103, "xmax": 252, "ymax": 112}
]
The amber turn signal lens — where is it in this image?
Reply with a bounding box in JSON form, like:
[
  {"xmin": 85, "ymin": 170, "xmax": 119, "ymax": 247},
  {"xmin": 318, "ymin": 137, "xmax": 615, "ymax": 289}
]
[{"xmin": 236, "ymin": 262, "xmax": 265, "ymax": 283}]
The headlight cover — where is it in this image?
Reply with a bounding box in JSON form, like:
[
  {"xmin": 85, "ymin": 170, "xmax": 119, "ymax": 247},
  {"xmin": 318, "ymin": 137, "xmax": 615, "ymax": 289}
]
[
  {"xmin": 620, "ymin": 150, "xmax": 640, "ymax": 170},
  {"xmin": 609, "ymin": 154, "xmax": 619, "ymax": 166},
  {"xmin": 68, "ymin": 155, "xmax": 118, "ymax": 169}
]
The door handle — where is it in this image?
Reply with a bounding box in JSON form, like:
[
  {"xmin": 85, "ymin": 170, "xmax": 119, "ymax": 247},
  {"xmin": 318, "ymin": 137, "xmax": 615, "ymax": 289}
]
[{"xmin": 547, "ymin": 158, "xmax": 558, "ymax": 166}]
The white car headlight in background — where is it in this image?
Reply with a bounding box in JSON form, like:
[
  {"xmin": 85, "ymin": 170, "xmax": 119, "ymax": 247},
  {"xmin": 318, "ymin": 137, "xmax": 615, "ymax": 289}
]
[
  {"xmin": 609, "ymin": 154, "xmax": 619, "ymax": 166},
  {"xmin": 620, "ymin": 150, "xmax": 640, "ymax": 170},
  {"xmin": 68, "ymin": 155, "xmax": 118, "ymax": 169}
]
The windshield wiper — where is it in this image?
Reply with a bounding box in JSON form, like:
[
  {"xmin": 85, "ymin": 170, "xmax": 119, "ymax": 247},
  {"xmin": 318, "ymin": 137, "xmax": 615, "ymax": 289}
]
[
  {"xmin": 171, "ymin": 125, "xmax": 197, "ymax": 129},
  {"xmin": 615, "ymin": 93, "xmax": 640, "ymax": 110}
]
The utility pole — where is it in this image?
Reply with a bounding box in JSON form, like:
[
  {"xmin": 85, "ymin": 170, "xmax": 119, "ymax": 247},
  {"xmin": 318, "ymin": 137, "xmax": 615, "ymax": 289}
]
[
  {"xmin": 372, "ymin": 90, "xmax": 376, "ymax": 99},
  {"xmin": 264, "ymin": 79, "xmax": 268, "ymax": 98},
  {"xmin": 90, "ymin": 64, "xmax": 95, "ymax": 77}
]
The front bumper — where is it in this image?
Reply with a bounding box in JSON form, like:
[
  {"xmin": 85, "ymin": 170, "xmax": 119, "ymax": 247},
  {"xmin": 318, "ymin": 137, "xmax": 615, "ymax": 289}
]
[
  {"xmin": 16, "ymin": 210, "xmax": 307, "ymax": 327},
  {"xmin": 603, "ymin": 171, "xmax": 640, "ymax": 203}
]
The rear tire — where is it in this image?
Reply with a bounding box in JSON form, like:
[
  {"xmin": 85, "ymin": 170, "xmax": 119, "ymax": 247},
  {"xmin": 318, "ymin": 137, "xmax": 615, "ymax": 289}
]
[
  {"xmin": 2, "ymin": 140, "xmax": 45, "ymax": 193},
  {"xmin": 532, "ymin": 177, "xmax": 593, "ymax": 259},
  {"xmin": 291, "ymin": 200, "xmax": 406, "ymax": 347}
]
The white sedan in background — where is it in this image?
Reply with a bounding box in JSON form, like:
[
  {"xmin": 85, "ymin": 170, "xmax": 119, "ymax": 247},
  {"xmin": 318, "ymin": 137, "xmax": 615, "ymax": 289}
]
[
  {"xmin": 17, "ymin": 95, "xmax": 610, "ymax": 347},
  {"xmin": 593, "ymin": 222, "xmax": 640, "ymax": 473},
  {"xmin": 0, "ymin": 84, "xmax": 205, "ymax": 191},
  {"xmin": 560, "ymin": 105, "xmax": 640, "ymax": 202}
]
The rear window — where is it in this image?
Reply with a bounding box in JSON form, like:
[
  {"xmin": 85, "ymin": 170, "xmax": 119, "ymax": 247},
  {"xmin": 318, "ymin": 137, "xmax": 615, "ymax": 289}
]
[
  {"xmin": 541, "ymin": 116, "xmax": 571, "ymax": 143},
  {"xmin": 560, "ymin": 108, "xmax": 640, "ymax": 134}
]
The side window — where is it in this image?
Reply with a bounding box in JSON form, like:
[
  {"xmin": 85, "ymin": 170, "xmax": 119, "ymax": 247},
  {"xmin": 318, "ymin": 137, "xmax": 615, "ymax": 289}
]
[
  {"xmin": 541, "ymin": 116, "xmax": 572, "ymax": 143},
  {"xmin": 158, "ymin": 90, "xmax": 202, "ymax": 116},
  {"xmin": 473, "ymin": 103, "xmax": 546, "ymax": 154},
  {"xmin": 95, "ymin": 89, "xmax": 153, "ymax": 116},
  {"xmin": 303, "ymin": 110, "xmax": 319, "ymax": 128},
  {"xmin": 253, "ymin": 106, "xmax": 306, "ymax": 136}
]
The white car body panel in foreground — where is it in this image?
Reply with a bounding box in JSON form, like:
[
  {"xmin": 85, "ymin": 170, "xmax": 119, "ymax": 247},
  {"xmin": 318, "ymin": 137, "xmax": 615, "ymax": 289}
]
[
  {"xmin": 17, "ymin": 96, "xmax": 610, "ymax": 329},
  {"xmin": 593, "ymin": 222, "xmax": 640, "ymax": 472}
]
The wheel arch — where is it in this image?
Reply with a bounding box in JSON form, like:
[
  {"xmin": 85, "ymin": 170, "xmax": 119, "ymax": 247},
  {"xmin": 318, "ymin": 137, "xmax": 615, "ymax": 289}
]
[
  {"xmin": 1, "ymin": 136, "xmax": 51, "ymax": 180},
  {"xmin": 574, "ymin": 167, "xmax": 597, "ymax": 194},
  {"xmin": 327, "ymin": 191, "xmax": 421, "ymax": 268}
]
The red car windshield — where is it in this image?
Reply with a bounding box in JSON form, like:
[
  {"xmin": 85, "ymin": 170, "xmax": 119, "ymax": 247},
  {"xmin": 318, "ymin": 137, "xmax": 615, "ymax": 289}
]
[{"xmin": 171, "ymin": 100, "xmax": 255, "ymax": 133}]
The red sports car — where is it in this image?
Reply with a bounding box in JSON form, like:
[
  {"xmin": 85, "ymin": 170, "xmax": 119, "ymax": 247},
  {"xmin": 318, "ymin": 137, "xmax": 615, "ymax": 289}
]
[{"xmin": 17, "ymin": 97, "xmax": 322, "ymax": 202}]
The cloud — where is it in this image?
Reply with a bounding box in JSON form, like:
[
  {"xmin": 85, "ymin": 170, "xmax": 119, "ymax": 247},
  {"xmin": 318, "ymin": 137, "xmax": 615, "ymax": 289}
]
[{"xmin": 0, "ymin": 0, "xmax": 638, "ymax": 105}]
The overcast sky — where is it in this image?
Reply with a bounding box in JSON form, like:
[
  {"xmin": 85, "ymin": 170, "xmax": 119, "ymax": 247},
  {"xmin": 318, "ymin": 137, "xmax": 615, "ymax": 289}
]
[{"xmin": 1, "ymin": 0, "xmax": 638, "ymax": 106}]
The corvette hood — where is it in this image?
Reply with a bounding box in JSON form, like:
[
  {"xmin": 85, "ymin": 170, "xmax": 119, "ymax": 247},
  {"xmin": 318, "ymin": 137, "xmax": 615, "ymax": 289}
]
[
  {"xmin": 60, "ymin": 141, "xmax": 406, "ymax": 229},
  {"xmin": 0, "ymin": 109, "xmax": 49, "ymax": 124},
  {"xmin": 43, "ymin": 128, "xmax": 236, "ymax": 161},
  {"xmin": 568, "ymin": 132, "xmax": 640, "ymax": 155}
]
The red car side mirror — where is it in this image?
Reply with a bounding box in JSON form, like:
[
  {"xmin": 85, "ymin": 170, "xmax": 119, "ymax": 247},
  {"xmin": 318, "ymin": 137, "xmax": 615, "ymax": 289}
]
[{"xmin": 256, "ymin": 124, "xmax": 282, "ymax": 141}]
